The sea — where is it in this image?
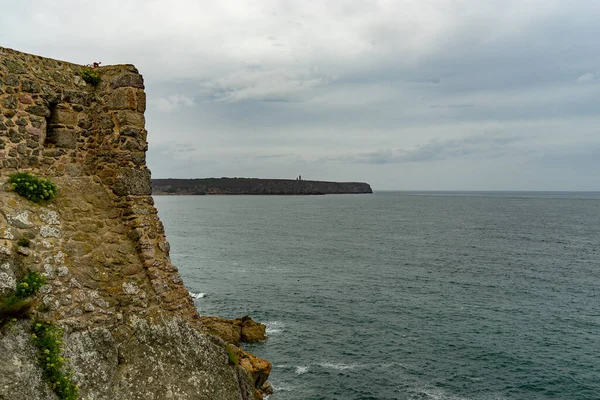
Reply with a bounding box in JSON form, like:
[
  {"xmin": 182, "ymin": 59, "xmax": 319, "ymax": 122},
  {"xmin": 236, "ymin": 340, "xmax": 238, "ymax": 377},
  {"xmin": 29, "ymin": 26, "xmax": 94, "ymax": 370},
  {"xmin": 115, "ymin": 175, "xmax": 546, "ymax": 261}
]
[{"xmin": 153, "ymin": 191, "xmax": 600, "ymax": 400}]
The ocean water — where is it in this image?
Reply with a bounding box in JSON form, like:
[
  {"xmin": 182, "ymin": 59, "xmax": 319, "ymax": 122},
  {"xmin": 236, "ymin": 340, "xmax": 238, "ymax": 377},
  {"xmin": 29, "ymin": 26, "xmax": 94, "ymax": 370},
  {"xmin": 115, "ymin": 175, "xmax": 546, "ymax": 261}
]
[{"xmin": 153, "ymin": 192, "xmax": 600, "ymax": 400}]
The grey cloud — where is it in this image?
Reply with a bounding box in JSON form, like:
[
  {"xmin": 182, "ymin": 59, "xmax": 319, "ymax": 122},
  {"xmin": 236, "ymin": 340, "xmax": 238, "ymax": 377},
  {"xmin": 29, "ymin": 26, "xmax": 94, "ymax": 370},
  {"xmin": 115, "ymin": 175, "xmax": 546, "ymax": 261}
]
[
  {"xmin": 330, "ymin": 135, "xmax": 524, "ymax": 165},
  {"xmin": 576, "ymin": 73, "xmax": 597, "ymax": 83},
  {"xmin": 253, "ymin": 154, "xmax": 295, "ymax": 160},
  {"xmin": 205, "ymin": 67, "xmax": 336, "ymax": 103},
  {"xmin": 3, "ymin": 0, "xmax": 600, "ymax": 189},
  {"xmin": 153, "ymin": 94, "xmax": 195, "ymax": 112},
  {"xmin": 429, "ymin": 104, "xmax": 474, "ymax": 109}
]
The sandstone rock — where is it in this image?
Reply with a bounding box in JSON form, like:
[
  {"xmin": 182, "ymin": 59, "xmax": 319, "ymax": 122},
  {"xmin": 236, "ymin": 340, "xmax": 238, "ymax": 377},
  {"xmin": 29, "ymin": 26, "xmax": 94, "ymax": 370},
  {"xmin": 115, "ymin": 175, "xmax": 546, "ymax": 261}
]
[
  {"xmin": 50, "ymin": 107, "xmax": 78, "ymax": 127},
  {"xmin": 114, "ymin": 167, "xmax": 152, "ymax": 196},
  {"xmin": 110, "ymin": 72, "xmax": 145, "ymax": 89},
  {"xmin": 238, "ymin": 350, "xmax": 273, "ymax": 394},
  {"xmin": 107, "ymin": 87, "xmax": 139, "ymax": 110},
  {"xmin": 200, "ymin": 316, "xmax": 243, "ymax": 346},
  {"xmin": 115, "ymin": 109, "xmax": 145, "ymax": 128},
  {"xmin": 45, "ymin": 127, "xmax": 77, "ymax": 148},
  {"xmin": 241, "ymin": 315, "xmax": 267, "ymax": 342},
  {"xmin": 199, "ymin": 315, "xmax": 267, "ymax": 346}
]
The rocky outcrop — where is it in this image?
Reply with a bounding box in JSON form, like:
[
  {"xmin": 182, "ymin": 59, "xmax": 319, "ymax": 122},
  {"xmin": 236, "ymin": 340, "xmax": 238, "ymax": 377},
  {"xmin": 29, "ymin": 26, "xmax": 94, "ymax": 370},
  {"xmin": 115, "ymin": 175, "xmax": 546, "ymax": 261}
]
[
  {"xmin": 152, "ymin": 178, "xmax": 373, "ymax": 195},
  {"xmin": 199, "ymin": 316, "xmax": 267, "ymax": 346},
  {"xmin": 0, "ymin": 46, "xmax": 270, "ymax": 399}
]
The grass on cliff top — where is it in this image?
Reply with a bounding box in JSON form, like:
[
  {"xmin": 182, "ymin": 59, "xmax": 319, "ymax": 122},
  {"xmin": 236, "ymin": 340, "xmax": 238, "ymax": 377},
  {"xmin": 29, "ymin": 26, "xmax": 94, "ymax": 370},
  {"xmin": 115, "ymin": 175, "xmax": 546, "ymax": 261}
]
[
  {"xmin": 8, "ymin": 172, "xmax": 57, "ymax": 202},
  {"xmin": 80, "ymin": 67, "xmax": 100, "ymax": 87},
  {"xmin": 31, "ymin": 320, "xmax": 79, "ymax": 400}
]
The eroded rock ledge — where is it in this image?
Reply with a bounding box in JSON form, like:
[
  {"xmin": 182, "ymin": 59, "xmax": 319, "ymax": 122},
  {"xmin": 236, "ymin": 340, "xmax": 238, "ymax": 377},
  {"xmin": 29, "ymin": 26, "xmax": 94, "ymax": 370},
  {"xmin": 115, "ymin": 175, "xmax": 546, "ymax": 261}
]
[{"xmin": 0, "ymin": 46, "xmax": 270, "ymax": 399}]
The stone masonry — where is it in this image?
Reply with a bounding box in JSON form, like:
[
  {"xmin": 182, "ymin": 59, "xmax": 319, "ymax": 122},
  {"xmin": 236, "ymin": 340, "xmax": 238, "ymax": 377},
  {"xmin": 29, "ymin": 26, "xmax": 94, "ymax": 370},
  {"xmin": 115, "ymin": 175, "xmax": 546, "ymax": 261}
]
[{"xmin": 0, "ymin": 46, "xmax": 270, "ymax": 399}]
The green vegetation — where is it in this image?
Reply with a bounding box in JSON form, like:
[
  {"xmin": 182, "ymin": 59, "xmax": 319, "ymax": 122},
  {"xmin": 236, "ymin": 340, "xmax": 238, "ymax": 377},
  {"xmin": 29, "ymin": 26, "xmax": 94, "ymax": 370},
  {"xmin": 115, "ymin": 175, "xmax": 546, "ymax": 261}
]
[
  {"xmin": 17, "ymin": 237, "xmax": 30, "ymax": 247},
  {"xmin": 0, "ymin": 273, "xmax": 78, "ymax": 398},
  {"xmin": 8, "ymin": 172, "xmax": 57, "ymax": 202},
  {"xmin": 80, "ymin": 67, "xmax": 100, "ymax": 87},
  {"xmin": 226, "ymin": 344, "xmax": 239, "ymax": 366},
  {"xmin": 13, "ymin": 271, "xmax": 45, "ymax": 299},
  {"xmin": 0, "ymin": 271, "xmax": 45, "ymax": 319},
  {"xmin": 31, "ymin": 320, "xmax": 79, "ymax": 400}
]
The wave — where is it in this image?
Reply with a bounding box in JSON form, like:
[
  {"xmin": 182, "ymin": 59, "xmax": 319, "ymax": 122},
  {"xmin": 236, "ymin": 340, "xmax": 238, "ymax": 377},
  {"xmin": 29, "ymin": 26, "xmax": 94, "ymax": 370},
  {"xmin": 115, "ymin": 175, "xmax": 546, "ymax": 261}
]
[
  {"xmin": 270, "ymin": 382, "xmax": 295, "ymax": 392},
  {"xmin": 188, "ymin": 291, "xmax": 206, "ymax": 299},
  {"xmin": 317, "ymin": 362, "xmax": 362, "ymax": 371},
  {"xmin": 265, "ymin": 321, "xmax": 285, "ymax": 335},
  {"xmin": 295, "ymin": 366, "xmax": 309, "ymax": 375}
]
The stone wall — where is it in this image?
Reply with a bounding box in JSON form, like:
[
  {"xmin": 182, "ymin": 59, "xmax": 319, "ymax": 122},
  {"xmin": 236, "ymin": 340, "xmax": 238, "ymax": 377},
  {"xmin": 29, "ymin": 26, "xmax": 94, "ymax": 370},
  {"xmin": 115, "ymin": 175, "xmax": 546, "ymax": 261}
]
[
  {"xmin": 0, "ymin": 45, "xmax": 195, "ymax": 326},
  {"xmin": 0, "ymin": 47, "xmax": 269, "ymax": 399}
]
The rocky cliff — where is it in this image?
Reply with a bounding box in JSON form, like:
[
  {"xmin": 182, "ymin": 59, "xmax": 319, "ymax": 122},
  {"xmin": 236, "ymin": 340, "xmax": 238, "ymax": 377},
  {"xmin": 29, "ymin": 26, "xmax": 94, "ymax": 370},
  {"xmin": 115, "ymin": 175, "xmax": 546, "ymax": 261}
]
[
  {"xmin": 152, "ymin": 178, "xmax": 373, "ymax": 195},
  {"xmin": 0, "ymin": 46, "xmax": 270, "ymax": 399}
]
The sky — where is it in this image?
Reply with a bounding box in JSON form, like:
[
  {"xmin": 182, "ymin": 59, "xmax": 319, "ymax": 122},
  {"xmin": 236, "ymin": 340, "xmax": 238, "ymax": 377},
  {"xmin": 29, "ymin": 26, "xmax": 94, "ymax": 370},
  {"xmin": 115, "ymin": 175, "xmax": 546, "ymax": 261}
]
[{"xmin": 1, "ymin": 0, "xmax": 599, "ymax": 190}]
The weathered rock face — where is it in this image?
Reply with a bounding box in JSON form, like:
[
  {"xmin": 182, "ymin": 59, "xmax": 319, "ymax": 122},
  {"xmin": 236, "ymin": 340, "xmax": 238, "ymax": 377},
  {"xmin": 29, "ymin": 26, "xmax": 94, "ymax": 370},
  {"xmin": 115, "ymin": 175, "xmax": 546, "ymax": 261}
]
[
  {"xmin": 0, "ymin": 47, "xmax": 269, "ymax": 399},
  {"xmin": 0, "ymin": 320, "xmax": 56, "ymax": 400}
]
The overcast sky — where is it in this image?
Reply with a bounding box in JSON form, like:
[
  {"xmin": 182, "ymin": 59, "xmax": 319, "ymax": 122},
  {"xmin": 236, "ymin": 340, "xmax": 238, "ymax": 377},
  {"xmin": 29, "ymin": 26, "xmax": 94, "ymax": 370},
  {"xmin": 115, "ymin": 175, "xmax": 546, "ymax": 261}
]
[{"xmin": 2, "ymin": 0, "xmax": 599, "ymax": 190}]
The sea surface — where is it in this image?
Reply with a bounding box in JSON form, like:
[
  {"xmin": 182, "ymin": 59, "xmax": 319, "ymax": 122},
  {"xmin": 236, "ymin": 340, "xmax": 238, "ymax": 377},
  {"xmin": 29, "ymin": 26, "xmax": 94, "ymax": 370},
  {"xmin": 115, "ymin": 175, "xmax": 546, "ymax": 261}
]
[{"xmin": 154, "ymin": 192, "xmax": 600, "ymax": 400}]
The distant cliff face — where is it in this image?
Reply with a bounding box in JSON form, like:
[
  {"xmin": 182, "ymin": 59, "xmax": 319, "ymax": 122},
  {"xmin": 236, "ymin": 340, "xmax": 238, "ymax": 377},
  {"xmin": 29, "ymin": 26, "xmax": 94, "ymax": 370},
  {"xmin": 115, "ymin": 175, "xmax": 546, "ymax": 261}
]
[
  {"xmin": 0, "ymin": 47, "xmax": 267, "ymax": 399},
  {"xmin": 152, "ymin": 178, "xmax": 373, "ymax": 195}
]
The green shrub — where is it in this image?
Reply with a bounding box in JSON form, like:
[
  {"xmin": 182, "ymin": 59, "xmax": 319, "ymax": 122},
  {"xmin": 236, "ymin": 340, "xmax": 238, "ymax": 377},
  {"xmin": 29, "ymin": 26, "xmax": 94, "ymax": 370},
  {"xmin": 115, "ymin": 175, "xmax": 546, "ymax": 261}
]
[
  {"xmin": 17, "ymin": 237, "xmax": 30, "ymax": 247},
  {"xmin": 80, "ymin": 68, "xmax": 100, "ymax": 87},
  {"xmin": 8, "ymin": 172, "xmax": 57, "ymax": 202},
  {"xmin": 31, "ymin": 320, "xmax": 79, "ymax": 400},
  {"xmin": 14, "ymin": 271, "xmax": 46, "ymax": 299},
  {"xmin": 0, "ymin": 271, "xmax": 45, "ymax": 320}
]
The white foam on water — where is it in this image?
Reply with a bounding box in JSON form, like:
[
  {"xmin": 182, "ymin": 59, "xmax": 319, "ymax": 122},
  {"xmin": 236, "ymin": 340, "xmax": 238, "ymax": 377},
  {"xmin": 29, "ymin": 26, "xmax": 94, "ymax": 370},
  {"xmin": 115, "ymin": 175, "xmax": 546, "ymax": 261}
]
[
  {"xmin": 317, "ymin": 362, "xmax": 361, "ymax": 371},
  {"xmin": 265, "ymin": 321, "xmax": 285, "ymax": 335},
  {"xmin": 188, "ymin": 291, "xmax": 206, "ymax": 299},
  {"xmin": 295, "ymin": 365, "xmax": 309, "ymax": 375},
  {"xmin": 271, "ymin": 382, "xmax": 295, "ymax": 392}
]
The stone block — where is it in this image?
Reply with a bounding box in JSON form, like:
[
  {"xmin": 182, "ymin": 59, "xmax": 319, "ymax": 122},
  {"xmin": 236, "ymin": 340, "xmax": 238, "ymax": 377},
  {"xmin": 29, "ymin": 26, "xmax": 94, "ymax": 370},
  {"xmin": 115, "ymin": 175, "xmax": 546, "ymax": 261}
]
[
  {"xmin": 21, "ymin": 79, "xmax": 40, "ymax": 93},
  {"xmin": 113, "ymin": 167, "xmax": 152, "ymax": 196},
  {"xmin": 19, "ymin": 94, "xmax": 33, "ymax": 104},
  {"xmin": 120, "ymin": 127, "xmax": 142, "ymax": 137},
  {"xmin": 25, "ymin": 104, "xmax": 50, "ymax": 117},
  {"xmin": 115, "ymin": 110, "xmax": 145, "ymax": 128},
  {"xmin": 50, "ymin": 107, "xmax": 78, "ymax": 127},
  {"xmin": 1, "ymin": 95, "xmax": 18, "ymax": 109},
  {"xmin": 2, "ymin": 59, "xmax": 27, "ymax": 74},
  {"xmin": 46, "ymin": 127, "xmax": 77, "ymax": 148},
  {"xmin": 63, "ymin": 90, "xmax": 93, "ymax": 106},
  {"xmin": 109, "ymin": 73, "xmax": 144, "ymax": 89},
  {"xmin": 137, "ymin": 90, "xmax": 146, "ymax": 113},
  {"xmin": 107, "ymin": 87, "xmax": 137, "ymax": 111}
]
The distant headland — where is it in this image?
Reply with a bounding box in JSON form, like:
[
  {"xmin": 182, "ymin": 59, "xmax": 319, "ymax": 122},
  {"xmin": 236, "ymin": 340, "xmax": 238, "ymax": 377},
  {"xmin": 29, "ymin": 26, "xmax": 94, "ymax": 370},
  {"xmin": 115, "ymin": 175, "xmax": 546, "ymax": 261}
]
[{"xmin": 152, "ymin": 178, "xmax": 373, "ymax": 195}]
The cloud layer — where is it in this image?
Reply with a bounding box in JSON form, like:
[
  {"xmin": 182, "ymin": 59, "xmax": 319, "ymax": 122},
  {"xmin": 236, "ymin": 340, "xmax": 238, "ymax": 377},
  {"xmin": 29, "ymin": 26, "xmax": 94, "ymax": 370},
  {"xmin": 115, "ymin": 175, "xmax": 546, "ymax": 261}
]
[{"xmin": 3, "ymin": 0, "xmax": 600, "ymax": 190}]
